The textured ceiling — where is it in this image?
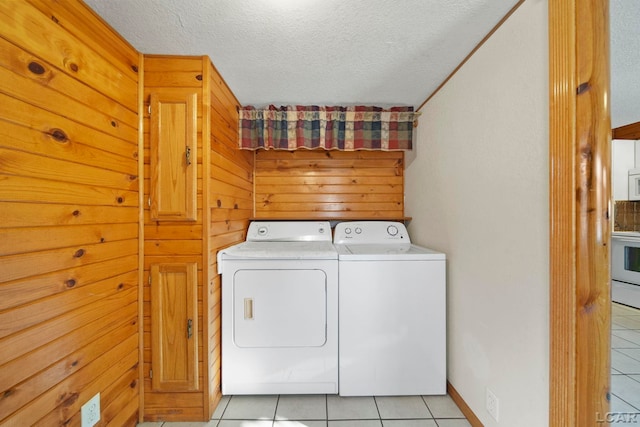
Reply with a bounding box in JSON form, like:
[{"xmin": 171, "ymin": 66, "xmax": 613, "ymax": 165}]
[{"xmin": 85, "ymin": 0, "xmax": 638, "ymax": 127}]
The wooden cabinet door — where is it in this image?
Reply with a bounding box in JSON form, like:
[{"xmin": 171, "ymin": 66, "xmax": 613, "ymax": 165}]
[
  {"xmin": 149, "ymin": 92, "xmax": 197, "ymax": 221},
  {"xmin": 150, "ymin": 263, "xmax": 199, "ymax": 391}
]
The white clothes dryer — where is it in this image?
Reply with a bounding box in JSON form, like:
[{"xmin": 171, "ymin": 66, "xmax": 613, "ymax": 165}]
[
  {"xmin": 333, "ymin": 221, "xmax": 446, "ymax": 396},
  {"xmin": 217, "ymin": 221, "xmax": 338, "ymax": 395}
]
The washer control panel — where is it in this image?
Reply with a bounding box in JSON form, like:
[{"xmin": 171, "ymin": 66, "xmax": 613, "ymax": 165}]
[{"xmin": 334, "ymin": 221, "xmax": 410, "ymax": 244}]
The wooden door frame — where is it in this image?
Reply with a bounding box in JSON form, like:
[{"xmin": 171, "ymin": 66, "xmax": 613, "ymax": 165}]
[{"xmin": 549, "ymin": 0, "xmax": 611, "ymax": 425}]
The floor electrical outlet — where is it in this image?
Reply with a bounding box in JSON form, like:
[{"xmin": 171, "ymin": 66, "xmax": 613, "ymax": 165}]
[
  {"xmin": 486, "ymin": 388, "xmax": 499, "ymax": 421},
  {"xmin": 81, "ymin": 393, "xmax": 100, "ymax": 427}
]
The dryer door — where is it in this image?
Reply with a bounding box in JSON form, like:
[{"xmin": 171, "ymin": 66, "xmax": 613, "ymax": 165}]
[{"xmin": 232, "ymin": 269, "xmax": 327, "ymax": 347}]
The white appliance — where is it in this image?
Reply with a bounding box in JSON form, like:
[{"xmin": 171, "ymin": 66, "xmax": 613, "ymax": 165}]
[
  {"xmin": 629, "ymin": 169, "xmax": 640, "ymax": 201},
  {"xmin": 217, "ymin": 221, "xmax": 338, "ymax": 395},
  {"xmin": 333, "ymin": 221, "xmax": 446, "ymax": 396},
  {"xmin": 612, "ymin": 232, "xmax": 640, "ymax": 309}
]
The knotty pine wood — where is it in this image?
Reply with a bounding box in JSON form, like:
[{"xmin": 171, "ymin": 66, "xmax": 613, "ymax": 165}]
[
  {"xmin": 143, "ymin": 55, "xmax": 208, "ymax": 421},
  {"xmin": 141, "ymin": 55, "xmax": 250, "ymax": 421},
  {"xmin": 149, "ymin": 92, "xmax": 198, "ymax": 221},
  {"xmin": 206, "ymin": 58, "xmax": 253, "ymax": 417},
  {"xmin": 254, "ymin": 150, "xmax": 404, "ymax": 219},
  {"xmin": 0, "ymin": 2, "xmax": 140, "ymax": 425},
  {"xmin": 549, "ymin": 0, "xmax": 611, "ymax": 424},
  {"xmin": 150, "ymin": 263, "xmax": 199, "ymax": 392}
]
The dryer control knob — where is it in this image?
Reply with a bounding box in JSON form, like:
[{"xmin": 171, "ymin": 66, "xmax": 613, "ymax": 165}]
[
  {"xmin": 345, "ymin": 228, "xmax": 352, "ymax": 234},
  {"xmin": 355, "ymin": 227, "xmax": 362, "ymax": 234},
  {"xmin": 257, "ymin": 226, "xmax": 268, "ymax": 236},
  {"xmin": 387, "ymin": 225, "xmax": 399, "ymax": 236}
]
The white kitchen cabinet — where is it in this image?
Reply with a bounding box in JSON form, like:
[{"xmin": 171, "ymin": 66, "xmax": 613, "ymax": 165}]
[
  {"xmin": 636, "ymin": 140, "xmax": 640, "ymax": 168},
  {"xmin": 612, "ymin": 139, "xmax": 636, "ymax": 200}
]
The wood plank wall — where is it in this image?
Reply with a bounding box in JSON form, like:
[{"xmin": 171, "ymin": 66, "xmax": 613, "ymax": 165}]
[
  {"xmin": 0, "ymin": 1, "xmax": 141, "ymax": 425},
  {"xmin": 206, "ymin": 61, "xmax": 253, "ymax": 415},
  {"xmin": 142, "ymin": 55, "xmax": 206, "ymax": 421},
  {"xmin": 254, "ymin": 150, "xmax": 405, "ymax": 219}
]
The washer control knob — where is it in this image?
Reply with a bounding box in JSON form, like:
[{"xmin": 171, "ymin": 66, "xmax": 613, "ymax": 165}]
[
  {"xmin": 387, "ymin": 225, "xmax": 399, "ymax": 236},
  {"xmin": 345, "ymin": 228, "xmax": 352, "ymax": 234},
  {"xmin": 257, "ymin": 226, "xmax": 268, "ymax": 236},
  {"xmin": 318, "ymin": 226, "xmax": 326, "ymax": 234},
  {"xmin": 355, "ymin": 227, "xmax": 362, "ymax": 234}
]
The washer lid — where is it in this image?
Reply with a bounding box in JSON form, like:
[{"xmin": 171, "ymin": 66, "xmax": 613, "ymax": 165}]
[
  {"xmin": 335, "ymin": 243, "xmax": 445, "ymax": 261},
  {"xmin": 218, "ymin": 240, "xmax": 338, "ymax": 261}
]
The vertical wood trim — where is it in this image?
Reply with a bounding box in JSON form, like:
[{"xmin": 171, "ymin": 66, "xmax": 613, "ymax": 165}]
[
  {"xmin": 549, "ymin": 0, "xmax": 611, "ymax": 425},
  {"xmin": 137, "ymin": 51, "xmax": 145, "ymax": 424},
  {"xmin": 201, "ymin": 56, "xmax": 212, "ymax": 420}
]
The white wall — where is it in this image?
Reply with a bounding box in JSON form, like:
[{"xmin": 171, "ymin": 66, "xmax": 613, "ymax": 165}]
[{"xmin": 404, "ymin": 1, "xmax": 549, "ymax": 426}]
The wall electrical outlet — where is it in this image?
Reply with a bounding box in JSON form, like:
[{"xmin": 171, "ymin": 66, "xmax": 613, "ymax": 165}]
[
  {"xmin": 486, "ymin": 388, "xmax": 499, "ymax": 421},
  {"xmin": 81, "ymin": 393, "xmax": 100, "ymax": 427}
]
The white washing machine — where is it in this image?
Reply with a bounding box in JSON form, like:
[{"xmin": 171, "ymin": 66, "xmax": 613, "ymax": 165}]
[
  {"xmin": 334, "ymin": 221, "xmax": 446, "ymax": 396},
  {"xmin": 217, "ymin": 221, "xmax": 338, "ymax": 395}
]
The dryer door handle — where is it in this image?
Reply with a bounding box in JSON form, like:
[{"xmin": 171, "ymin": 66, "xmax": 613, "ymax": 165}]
[{"xmin": 244, "ymin": 298, "xmax": 254, "ymax": 320}]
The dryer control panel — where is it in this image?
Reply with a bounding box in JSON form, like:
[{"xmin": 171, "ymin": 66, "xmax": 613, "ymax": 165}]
[{"xmin": 246, "ymin": 221, "xmax": 331, "ymax": 242}]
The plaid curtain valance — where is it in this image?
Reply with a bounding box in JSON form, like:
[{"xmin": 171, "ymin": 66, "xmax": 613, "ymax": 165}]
[{"xmin": 238, "ymin": 105, "xmax": 415, "ymax": 151}]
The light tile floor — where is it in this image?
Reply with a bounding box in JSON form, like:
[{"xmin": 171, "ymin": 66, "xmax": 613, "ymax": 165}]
[
  {"xmin": 138, "ymin": 303, "xmax": 640, "ymax": 427},
  {"xmin": 612, "ymin": 302, "xmax": 640, "ymax": 423},
  {"xmin": 138, "ymin": 393, "xmax": 471, "ymax": 427}
]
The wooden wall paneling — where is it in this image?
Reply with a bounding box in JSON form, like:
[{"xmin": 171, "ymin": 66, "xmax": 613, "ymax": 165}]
[
  {"xmin": 24, "ymin": 0, "xmax": 140, "ymax": 84},
  {"xmin": 206, "ymin": 57, "xmax": 253, "ymax": 416},
  {"xmin": 1, "ymin": 1, "xmax": 138, "ymax": 112},
  {"xmin": 254, "ymin": 150, "xmax": 405, "ymax": 219},
  {"xmin": 0, "ymin": 4, "xmax": 140, "ymax": 426}
]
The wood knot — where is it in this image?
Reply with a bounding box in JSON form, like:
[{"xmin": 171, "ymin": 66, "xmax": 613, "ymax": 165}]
[
  {"xmin": 3, "ymin": 389, "xmax": 14, "ymax": 399},
  {"xmin": 118, "ymin": 283, "xmax": 124, "ymax": 290},
  {"xmin": 49, "ymin": 128, "xmax": 69, "ymax": 142},
  {"xmin": 111, "ymin": 120, "xmax": 118, "ymax": 127},
  {"xmin": 217, "ymin": 199, "xmax": 222, "ymax": 207},
  {"xmin": 128, "ymin": 175, "xmax": 137, "ymax": 181},
  {"xmin": 68, "ymin": 63, "xmax": 79, "ymax": 73},
  {"xmin": 130, "ymin": 379, "xmax": 138, "ymax": 388},
  {"xmin": 116, "ymin": 196, "xmax": 124, "ymax": 204},
  {"xmin": 577, "ymin": 81, "xmax": 590, "ymax": 95},
  {"xmin": 133, "ymin": 151, "xmax": 139, "ymax": 159},
  {"xmin": 131, "ymin": 64, "xmax": 139, "ymax": 73},
  {"xmin": 51, "ymin": 15, "xmax": 59, "ymax": 24},
  {"xmin": 196, "ymin": 74, "xmax": 203, "ymax": 81},
  {"xmin": 71, "ymin": 360, "xmax": 78, "ymax": 367},
  {"xmin": 73, "ymin": 249, "xmax": 85, "ymax": 258},
  {"xmin": 62, "ymin": 392, "xmax": 79, "ymax": 406},
  {"xmin": 72, "ymin": 210, "xmax": 81, "ymax": 216},
  {"xmin": 234, "ymin": 203, "xmax": 239, "ymax": 209},
  {"xmin": 65, "ymin": 279, "xmax": 76, "ymax": 288},
  {"xmin": 100, "ymin": 237, "xmax": 105, "ymax": 243},
  {"xmin": 28, "ymin": 61, "xmax": 46, "ymax": 75}
]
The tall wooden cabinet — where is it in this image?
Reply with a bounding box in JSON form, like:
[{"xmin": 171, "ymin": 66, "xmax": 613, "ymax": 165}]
[{"xmin": 142, "ymin": 55, "xmax": 253, "ymax": 422}]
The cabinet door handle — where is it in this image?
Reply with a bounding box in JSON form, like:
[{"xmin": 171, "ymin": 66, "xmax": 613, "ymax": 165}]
[
  {"xmin": 187, "ymin": 318, "xmax": 193, "ymax": 339},
  {"xmin": 185, "ymin": 146, "xmax": 192, "ymax": 166}
]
